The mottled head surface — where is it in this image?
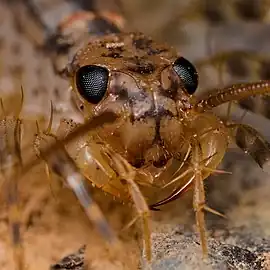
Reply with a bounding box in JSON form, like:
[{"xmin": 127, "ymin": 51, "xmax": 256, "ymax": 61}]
[{"xmin": 67, "ymin": 32, "xmax": 199, "ymax": 167}]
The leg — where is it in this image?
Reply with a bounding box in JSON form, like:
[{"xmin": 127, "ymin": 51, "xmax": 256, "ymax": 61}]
[
  {"xmin": 0, "ymin": 90, "xmax": 26, "ymax": 270},
  {"xmin": 228, "ymin": 123, "xmax": 270, "ymax": 173},
  {"xmin": 103, "ymin": 147, "xmax": 152, "ymax": 261},
  {"xmin": 0, "ymin": 112, "xmax": 24, "ymax": 269},
  {"xmin": 150, "ymin": 156, "xmax": 229, "ymax": 213},
  {"xmin": 33, "ymin": 117, "xmax": 117, "ymax": 243},
  {"xmin": 191, "ymin": 143, "xmax": 208, "ymax": 257},
  {"xmin": 149, "ymin": 141, "xmax": 227, "ymax": 258},
  {"xmin": 34, "ymin": 112, "xmax": 152, "ymax": 260},
  {"xmin": 6, "ymin": 157, "xmax": 24, "ymax": 270},
  {"xmin": 108, "ymin": 143, "xmax": 226, "ymax": 259},
  {"xmin": 56, "ymin": 116, "xmax": 152, "ymax": 260}
]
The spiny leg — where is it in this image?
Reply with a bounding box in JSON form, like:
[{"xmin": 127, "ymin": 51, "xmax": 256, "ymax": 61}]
[
  {"xmin": 150, "ymin": 143, "xmax": 212, "ymax": 256},
  {"xmin": 21, "ymin": 111, "xmax": 150, "ymax": 257},
  {"xmin": 0, "ymin": 92, "xmax": 25, "ymax": 270},
  {"xmin": 104, "ymin": 148, "xmax": 152, "ymax": 261},
  {"xmin": 150, "ymin": 143, "xmax": 218, "ymax": 256},
  {"xmin": 149, "ymin": 154, "xmax": 229, "ymax": 213},
  {"xmin": 149, "ymin": 148, "xmax": 229, "ymax": 257},
  {"xmin": 191, "ymin": 142, "xmax": 209, "ymax": 256},
  {"xmin": 38, "ymin": 114, "xmax": 152, "ymax": 259},
  {"xmin": 33, "ymin": 110, "xmax": 117, "ymax": 243},
  {"xmin": 55, "ymin": 116, "xmax": 153, "ymax": 259},
  {"xmin": 4, "ymin": 120, "xmax": 24, "ymax": 270},
  {"xmin": 22, "ymin": 111, "xmax": 118, "ymax": 177},
  {"xmin": 5, "ymin": 148, "xmax": 24, "ymax": 270}
]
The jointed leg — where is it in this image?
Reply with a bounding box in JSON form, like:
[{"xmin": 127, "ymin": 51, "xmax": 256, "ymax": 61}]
[
  {"xmin": 180, "ymin": 143, "xmax": 225, "ymax": 257},
  {"xmin": 33, "ymin": 115, "xmax": 117, "ymax": 242},
  {"xmin": 46, "ymin": 115, "xmax": 152, "ymax": 260},
  {"xmin": 55, "ymin": 116, "xmax": 152, "ymax": 260},
  {"xmin": 192, "ymin": 143, "xmax": 208, "ymax": 256},
  {"xmin": 228, "ymin": 123, "xmax": 270, "ymax": 173},
  {"xmin": 103, "ymin": 147, "xmax": 152, "ymax": 261},
  {"xmin": 149, "ymin": 143, "xmax": 227, "ymax": 257},
  {"xmin": 0, "ymin": 99, "xmax": 25, "ymax": 269},
  {"xmin": 6, "ymin": 159, "xmax": 24, "ymax": 270}
]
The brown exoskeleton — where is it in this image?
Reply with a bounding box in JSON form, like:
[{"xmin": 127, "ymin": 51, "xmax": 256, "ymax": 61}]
[{"xmin": 24, "ymin": 30, "xmax": 270, "ymax": 262}]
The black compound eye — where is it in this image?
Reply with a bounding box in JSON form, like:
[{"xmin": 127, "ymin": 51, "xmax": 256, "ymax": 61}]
[
  {"xmin": 76, "ymin": 65, "xmax": 109, "ymax": 104},
  {"xmin": 173, "ymin": 57, "xmax": 198, "ymax": 95}
]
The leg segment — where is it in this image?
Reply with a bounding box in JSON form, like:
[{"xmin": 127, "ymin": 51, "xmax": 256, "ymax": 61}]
[
  {"xmin": 34, "ymin": 113, "xmax": 152, "ymax": 260},
  {"xmin": 103, "ymin": 147, "xmax": 152, "ymax": 261},
  {"xmin": 192, "ymin": 143, "xmax": 208, "ymax": 257},
  {"xmin": 228, "ymin": 123, "xmax": 270, "ymax": 173},
  {"xmin": 149, "ymin": 139, "xmax": 228, "ymax": 256},
  {"xmin": 0, "ymin": 103, "xmax": 24, "ymax": 269},
  {"xmin": 33, "ymin": 118, "xmax": 117, "ymax": 242}
]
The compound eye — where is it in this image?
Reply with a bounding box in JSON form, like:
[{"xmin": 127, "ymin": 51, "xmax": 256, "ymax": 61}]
[
  {"xmin": 173, "ymin": 57, "xmax": 198, "ymax": 95},
  {"xmin": 76, "ymin": 65, "xmax": 109, "ymax": 104}
]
